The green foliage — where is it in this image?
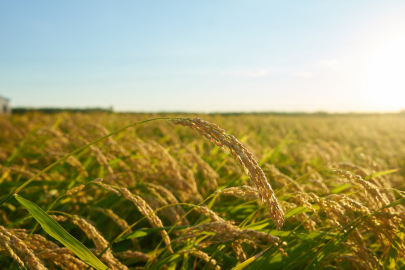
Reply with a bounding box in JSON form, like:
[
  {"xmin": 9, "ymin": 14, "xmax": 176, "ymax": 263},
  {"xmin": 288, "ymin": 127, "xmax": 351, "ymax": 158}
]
[
  {"xmin": 1, "ymin": 112, "xmax": 405, "ymax": 269},
  {"xmin": 385, "ymin": 217, "xmax": 405, "ymax": 269},
  {"xmin": 14, "ymin": 194, "xmax": 109, "ymax": 270}
]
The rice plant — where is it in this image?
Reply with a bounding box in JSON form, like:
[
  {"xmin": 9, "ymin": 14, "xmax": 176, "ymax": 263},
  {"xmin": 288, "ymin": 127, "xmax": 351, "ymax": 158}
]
[{"xmin": 0, "ymin": 112, "xmax": 405, "ymax": 269}]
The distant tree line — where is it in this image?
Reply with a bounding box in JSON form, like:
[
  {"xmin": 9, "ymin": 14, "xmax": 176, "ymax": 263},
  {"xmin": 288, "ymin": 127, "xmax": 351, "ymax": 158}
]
[
  {"xmin": 12, "ymin": 107, "xmax": 113, "ymax": 114},
  {"xmin": 10, "ymin": 107, "xmax": 405, "ymax": 116}
]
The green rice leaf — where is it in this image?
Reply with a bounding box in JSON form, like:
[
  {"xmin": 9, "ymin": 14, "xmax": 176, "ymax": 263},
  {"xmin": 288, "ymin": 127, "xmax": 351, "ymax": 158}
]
[
  {"xmin": 304, "ymin": 219, "xmax": 362, "ymax": 270},
  {"xmin": 385, "ymin": 216, "xmax": 405, "ymax": 269},
  {"xmin": 330, "ymin": 183, "xmax": 352, "ymax": 194},
  {"xmin": 14, "ymin": 194, "xmax": 109, "ymax": 270},
  {"xmin": 231, "ymin": 247, "xmax": 270, "ymax": 270},
  {"xmin": 117, "ymin": 225, "xmax": 190, "ymax": 242},
  {"xmin": 364, "ymin": 168, "xmax": 399, "ymax": 180},
  {"xmin": 150, "ymin": 254, "xmax": 180, "ymax": 270},
  {"xmin": 380, "ymin": 197, "xmax": 405, "ymax": 211},
  {"xmin": 285, "ymin": 206, "xmax": 310, "ymax": 218},
  {"xmin": 243, "ymin": 218, "xmax": 273, "ymax": 230},
  {"xmin": 116, "ymin": 230, "xmax": 148, "ymax": 242}
]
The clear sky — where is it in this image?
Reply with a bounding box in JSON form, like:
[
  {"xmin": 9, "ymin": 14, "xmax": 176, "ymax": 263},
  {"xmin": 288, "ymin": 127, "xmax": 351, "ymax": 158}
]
[{"xmin": 1, "ymin": 1, "xmax": 405, "ymax": 112}]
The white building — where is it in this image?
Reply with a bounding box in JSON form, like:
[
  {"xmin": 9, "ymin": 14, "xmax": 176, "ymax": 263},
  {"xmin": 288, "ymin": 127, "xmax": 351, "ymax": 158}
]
[{"xmin": 0, "ymin": 96, "xmax": 11, "ymax": 114}]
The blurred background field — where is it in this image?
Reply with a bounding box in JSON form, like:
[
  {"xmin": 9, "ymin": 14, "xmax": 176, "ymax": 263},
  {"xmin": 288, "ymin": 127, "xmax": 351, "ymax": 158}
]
[{"xmin": 1, "ymin": 112, "xmax": 405, "ymax": 269}]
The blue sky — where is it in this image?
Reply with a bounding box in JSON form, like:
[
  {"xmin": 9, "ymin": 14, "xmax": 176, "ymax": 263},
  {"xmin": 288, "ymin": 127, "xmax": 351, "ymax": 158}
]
[{"xmin": 1, "ymin": 1, "xmax": 405, "ymax": 112}]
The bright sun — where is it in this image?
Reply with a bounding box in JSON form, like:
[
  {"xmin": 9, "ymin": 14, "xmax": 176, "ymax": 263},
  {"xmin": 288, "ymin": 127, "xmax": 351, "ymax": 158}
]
[{"xmin": 367, "ymin": 34, "xmax": 405, "ymax": 111}]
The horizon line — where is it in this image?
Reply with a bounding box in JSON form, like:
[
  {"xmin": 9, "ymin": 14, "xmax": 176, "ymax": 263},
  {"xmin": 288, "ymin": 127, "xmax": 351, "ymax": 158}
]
[{"xmin": 8, "ymin": 106, "xmax": 405, "ymax": 115}]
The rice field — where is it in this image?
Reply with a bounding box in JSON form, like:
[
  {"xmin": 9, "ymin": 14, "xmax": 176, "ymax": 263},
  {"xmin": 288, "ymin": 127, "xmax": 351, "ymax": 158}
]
[{"xmin": 1, "ymin": 112, "xmax": 405, "ymax": 270}]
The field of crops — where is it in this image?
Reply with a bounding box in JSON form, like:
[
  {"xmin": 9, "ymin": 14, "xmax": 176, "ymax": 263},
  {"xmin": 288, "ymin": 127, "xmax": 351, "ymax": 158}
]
[{"xmin": 1, "ymin": 112, "xmax": 405, "ymax": 270}]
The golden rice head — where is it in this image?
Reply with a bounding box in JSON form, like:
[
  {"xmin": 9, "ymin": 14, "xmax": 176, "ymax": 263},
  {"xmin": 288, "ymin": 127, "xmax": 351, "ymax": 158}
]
[{"xmin": 172, "ymin": 118, "xmax": 284, "ymax": 230}]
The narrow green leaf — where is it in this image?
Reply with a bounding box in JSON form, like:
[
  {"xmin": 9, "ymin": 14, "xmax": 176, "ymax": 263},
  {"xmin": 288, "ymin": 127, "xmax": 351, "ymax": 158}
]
[
  {"xmin": 150, "ymin": 254, "xmax": 180, "ymax": 270},
  {"xmin": 167, "ymin": 262, "xmax": 177, "ymax": 270},
  {"xmin": 380, "ymin": 197, "xmax": 405, "ymax": 211},
  {"xmin": 258, "ymin": 150, "xmax": 273, "ymax": 166},
  {"xmin": 231, "ymin": 247, "xmax": 270, "ymax": 270},
  {"xmin": 116, "ymin": 230, "xmax": 147, "ymax": 242},
  {"xmin": 364, "ymin": 168, "xmax": 399, "ymax": 180},
  {"xmin": 330, "ymin": 183, "xmax": 352, "ymax": 194},
  {"xmin": 5, "ymin": 130, "xmax": 32, "ymax": 166},
  {"xmin": 244, "ymin": 218, "xmax": 273, "ymax": 230},
  {"xmin": 180, "ymin": 253, "xmax": 189, "ymax": 270},
  {"xmin": 268, "ymin": 129, "xmax": 294, "ymax": 164},
  {"xmin": 14, "ymin": 195, "xmax": 109, "ymax": 270},
  {"xmin": 305, "ymin": 219, "xmax": 363, "ymax": 270},
  {"xmin": 285, "ymin": 206, "xmax": 310, "ymax": 218},
  {"xmin": 385, "ymin": 216, "xmax": 405, "ymax": 269}
]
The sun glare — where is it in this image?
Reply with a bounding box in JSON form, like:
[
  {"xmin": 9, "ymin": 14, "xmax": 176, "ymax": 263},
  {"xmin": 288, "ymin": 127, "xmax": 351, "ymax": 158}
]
[{"xmin": 367, "ymin": 34, "xmax": 405, "ymax": 111}]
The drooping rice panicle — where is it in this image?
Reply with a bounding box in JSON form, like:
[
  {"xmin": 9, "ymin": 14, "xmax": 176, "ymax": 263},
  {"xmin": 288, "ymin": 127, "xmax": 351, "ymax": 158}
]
[
  {"xmin": 121, "ymin": 187, "xmax": 174, "ymax": 254},
  {"xmin": 178, "ymin": 248, "xmax": 221, "ymax": 270},
  {"xmin": 93, "ymin": 178, "xmax": 122, "ymax": 196},
  {"xmin": 172, "ymin": 118, "xmax": 284, "ymax": 230}
]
